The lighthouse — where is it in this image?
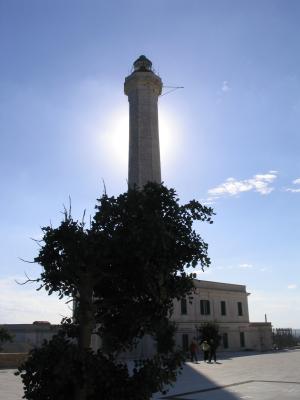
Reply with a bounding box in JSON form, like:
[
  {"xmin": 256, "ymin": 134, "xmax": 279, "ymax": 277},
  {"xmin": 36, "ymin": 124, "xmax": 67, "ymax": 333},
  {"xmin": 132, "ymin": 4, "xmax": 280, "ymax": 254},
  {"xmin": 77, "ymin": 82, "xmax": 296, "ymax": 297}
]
[{"xmin": 124, "ymin": 55, "xmax": 163, "ymax": 188}]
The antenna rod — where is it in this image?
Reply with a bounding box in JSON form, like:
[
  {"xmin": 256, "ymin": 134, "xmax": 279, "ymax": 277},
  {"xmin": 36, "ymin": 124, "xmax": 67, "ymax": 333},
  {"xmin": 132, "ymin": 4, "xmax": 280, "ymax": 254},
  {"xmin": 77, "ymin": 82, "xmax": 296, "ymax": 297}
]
[
  {"xmin": 161, "ymin": 86, "xmax": 184, "ymax": 97},
  {"xmin": 163, "ymin": 86, "xmax": 184, "ymax": 89}
]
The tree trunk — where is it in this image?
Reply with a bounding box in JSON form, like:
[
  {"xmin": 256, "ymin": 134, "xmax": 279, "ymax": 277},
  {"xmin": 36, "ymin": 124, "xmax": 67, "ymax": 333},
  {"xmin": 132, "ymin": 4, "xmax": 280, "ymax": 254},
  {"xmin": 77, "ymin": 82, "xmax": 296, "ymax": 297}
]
[{"xmin": 75, "ymin": 273, "xmax": 95, "ymax": 400}]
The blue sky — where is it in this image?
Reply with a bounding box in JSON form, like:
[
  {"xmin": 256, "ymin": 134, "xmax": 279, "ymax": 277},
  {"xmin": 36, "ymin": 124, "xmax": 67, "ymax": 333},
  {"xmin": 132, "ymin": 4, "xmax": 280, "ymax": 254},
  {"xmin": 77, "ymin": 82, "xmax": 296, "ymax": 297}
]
[{"xmin": 0, "ymin": 0, "xmax": 299, "ymax": 327}]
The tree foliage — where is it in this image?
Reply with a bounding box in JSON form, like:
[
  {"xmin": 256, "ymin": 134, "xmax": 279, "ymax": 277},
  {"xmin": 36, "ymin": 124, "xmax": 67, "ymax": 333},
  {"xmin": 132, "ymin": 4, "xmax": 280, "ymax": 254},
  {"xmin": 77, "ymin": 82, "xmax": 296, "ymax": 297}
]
[
  {"xmin": 196, "ymin": 322, "xmax": 221, "ymax": 347},
  {"xmin": 17, "ymin": 183, "xmax": 214, "ymax": 400}
]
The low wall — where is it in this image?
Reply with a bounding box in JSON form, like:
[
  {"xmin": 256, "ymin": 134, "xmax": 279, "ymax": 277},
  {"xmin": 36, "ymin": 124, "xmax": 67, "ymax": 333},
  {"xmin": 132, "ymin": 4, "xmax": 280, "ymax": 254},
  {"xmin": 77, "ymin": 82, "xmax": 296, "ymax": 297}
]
[{"xmin": 0, "ymin": 353, "xmax": 29, "ymax": 369}]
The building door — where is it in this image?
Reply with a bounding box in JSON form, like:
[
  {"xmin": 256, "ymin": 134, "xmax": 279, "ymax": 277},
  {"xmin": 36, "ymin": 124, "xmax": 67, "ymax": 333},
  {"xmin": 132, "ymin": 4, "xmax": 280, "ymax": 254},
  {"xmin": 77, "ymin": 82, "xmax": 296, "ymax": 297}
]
[
  {"xmin": 182, "ymin": 334, "xmax": 189, "ymax": 351},
  {"xmin": 240, "ymin": 332, "xmax": 245, "ymax": 348},
  {"xmin": 222, "ymin": 333, "xmax": 229, "ymax": 349}
]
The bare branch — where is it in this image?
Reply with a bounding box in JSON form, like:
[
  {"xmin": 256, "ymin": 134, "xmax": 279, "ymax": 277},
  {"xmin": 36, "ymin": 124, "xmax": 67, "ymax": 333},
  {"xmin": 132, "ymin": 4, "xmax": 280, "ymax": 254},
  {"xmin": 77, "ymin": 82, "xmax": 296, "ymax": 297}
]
[
  {"xmin": 30, "ymin": 237, "xmax": 43, "ymax": 243},
  {"xmin": 62, "ymin": 204, "xmax": 68, "ymax": 218},
  {"xmin": 102, "ymin": 178, "xmax": 107, "ymax": 195},
  {"xmin": 18, "ymin": 257, "xmax": 35, "ymax": 264},
  {"xmin": 30, "ymin": 237, "xmax": 43, "ymax": 248},
  {"xmin": 15, "ymin": 271, "xmax": 40, "ymax": 285},
  {"xmin": 81, "ymin": 209, "xmax": 86, "ymax": 225},
  {"xmin": 68, "ymin": 195, "xmax": 72, "ymax": 218},
  {"xmin": 36, "ymin": 283, "xmax": 46, "ymax": 291}
]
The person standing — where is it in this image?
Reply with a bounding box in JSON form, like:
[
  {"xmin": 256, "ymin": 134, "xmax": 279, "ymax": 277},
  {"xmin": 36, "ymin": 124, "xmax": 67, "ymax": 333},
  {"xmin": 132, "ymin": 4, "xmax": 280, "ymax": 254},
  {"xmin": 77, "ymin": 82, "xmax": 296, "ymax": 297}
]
[
  {"xmin": 201, "ymin": 340, "xmax": 210, "ymax": 362},
  {"xmin": 189, "ymin": 340, "xmax": 199, "ymax": 363},
  {"xmin": 208, "ymin": 338, "xmax": 217, "ymax": 363}
]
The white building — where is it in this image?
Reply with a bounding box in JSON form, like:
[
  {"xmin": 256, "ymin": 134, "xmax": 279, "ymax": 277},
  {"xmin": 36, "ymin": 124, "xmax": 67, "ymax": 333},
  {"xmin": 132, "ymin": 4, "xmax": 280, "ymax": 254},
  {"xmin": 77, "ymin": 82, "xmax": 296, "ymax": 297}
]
[
  {"xmin": 1, "ymin": 322, "xmax": 59, "ymax": 353},
  {"xmin": 115, "ymin": 279, "xmax": 272, "ymax": 359},
  {"xmin": 172, "ymin": 279, "xmax": 272, "ymax": 352}
]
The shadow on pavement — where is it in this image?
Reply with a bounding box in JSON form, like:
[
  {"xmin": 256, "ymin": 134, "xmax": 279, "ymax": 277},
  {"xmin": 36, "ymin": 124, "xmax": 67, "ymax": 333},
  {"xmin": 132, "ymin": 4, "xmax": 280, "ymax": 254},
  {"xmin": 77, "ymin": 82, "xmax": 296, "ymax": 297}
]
[{"xmin": 153, "ymin": 362, "xmax": 240, "ymax": 400}]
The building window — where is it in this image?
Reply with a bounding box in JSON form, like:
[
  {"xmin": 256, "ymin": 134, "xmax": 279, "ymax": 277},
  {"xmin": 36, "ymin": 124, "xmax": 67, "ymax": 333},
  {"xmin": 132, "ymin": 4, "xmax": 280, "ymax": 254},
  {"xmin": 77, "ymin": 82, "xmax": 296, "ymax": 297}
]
[
  {"xmin": 200, "ymin": 300, "xmax": 210, "ymax": 315},
  {"xmin": 237, "ymin": 302, "xmax": 243, "ymax": 316},
  {"xmin": 182, "ymin": 334, "xmax": 189, "ymax": 351},
  {"xmin": 240, "ymin": 332, "xmax": 245, "ymax": 348},
  {"xmin": 222, "ymin": 333, "xmax": 229, "ymax": 349},
  {"xmin": 181, "ymin": 298, "xmax": 187, "ymax": 315},
  {"xmin": 221, "ymin": 301, "xmax": 226, "ymax": 316}
]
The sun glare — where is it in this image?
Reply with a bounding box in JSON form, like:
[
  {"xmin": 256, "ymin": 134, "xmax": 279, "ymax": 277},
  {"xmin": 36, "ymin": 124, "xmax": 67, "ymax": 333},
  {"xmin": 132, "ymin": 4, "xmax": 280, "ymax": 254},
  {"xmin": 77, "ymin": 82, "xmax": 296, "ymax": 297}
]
[
  {"xmin": 100, "ymin": 107, "xmax": 129, "ymax": 170},
  {"xmin": 159, "ymin": 107, "xmax": 181, "ymax": 166},
  {"xmin": 99, "ymin": 105, "xmax": 182, "ymax": 174}
]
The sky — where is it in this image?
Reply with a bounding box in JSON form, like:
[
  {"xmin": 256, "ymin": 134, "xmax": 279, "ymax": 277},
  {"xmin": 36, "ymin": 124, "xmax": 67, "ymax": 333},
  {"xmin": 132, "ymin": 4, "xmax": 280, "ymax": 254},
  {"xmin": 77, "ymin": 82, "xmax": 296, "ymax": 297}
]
[{"xmin": 0, "ymin": 0, "xmax": 299, "ymax": 328}]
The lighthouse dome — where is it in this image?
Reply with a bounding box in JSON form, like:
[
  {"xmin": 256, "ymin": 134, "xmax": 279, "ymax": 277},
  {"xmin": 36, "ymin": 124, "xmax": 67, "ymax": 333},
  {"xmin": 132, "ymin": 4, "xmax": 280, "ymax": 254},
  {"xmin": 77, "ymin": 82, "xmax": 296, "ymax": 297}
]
[{"xmin": 133, "ymin": 55, "xmax": 152, "ymax": 72}]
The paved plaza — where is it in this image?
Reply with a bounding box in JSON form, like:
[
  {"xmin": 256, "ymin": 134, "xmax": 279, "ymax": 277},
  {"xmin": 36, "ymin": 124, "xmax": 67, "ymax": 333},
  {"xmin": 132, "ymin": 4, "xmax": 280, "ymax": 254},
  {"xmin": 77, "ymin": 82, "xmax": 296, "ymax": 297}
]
[
  {"xmin": 154, "ymin": 349, "xmax": 300, "ymax": 400},
  {"xmin": 0, "ymin": 349, "xmax": 299, "ymax": 399}
]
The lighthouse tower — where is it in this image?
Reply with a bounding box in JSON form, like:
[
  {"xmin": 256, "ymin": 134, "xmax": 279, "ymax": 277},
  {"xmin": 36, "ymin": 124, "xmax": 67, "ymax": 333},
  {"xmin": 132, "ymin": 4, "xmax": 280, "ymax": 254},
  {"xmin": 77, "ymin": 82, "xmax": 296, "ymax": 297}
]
[{"xmin": 124, "ymin": 55, "xmax": 163, "ymax": 188}]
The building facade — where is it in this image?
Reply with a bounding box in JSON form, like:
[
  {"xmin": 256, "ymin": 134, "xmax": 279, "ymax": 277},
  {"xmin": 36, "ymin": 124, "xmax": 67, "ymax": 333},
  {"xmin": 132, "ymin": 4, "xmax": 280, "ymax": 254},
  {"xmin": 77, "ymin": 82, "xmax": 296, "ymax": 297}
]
[
  {"xmin": 115, "ymin": 279, "xmax": 272, "ymax": 360},
  {"xmin": 1, "ymin": 322, "xmax": 59, "ymax": 353},
  {"xmin": 2, "ymin": 279, "xmax": 272, "ymax": 356},
  {"xmin": 172, "ymin": 279, "xmax": 272, "ymax": 352}
]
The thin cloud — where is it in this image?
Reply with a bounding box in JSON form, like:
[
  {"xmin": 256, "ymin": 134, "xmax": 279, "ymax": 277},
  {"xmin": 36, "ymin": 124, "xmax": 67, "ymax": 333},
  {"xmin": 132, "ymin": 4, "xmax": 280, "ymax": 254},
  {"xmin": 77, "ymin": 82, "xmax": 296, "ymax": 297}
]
[
  {"xmin": 287, "ymin": 284, "xmax": 297, "ymax": 289},
  {"xmin": 216, "ymin": 263, "xmax": 254, "ymax": 271},
  {"xmin": 239, "ymin": 263, "xmax": 253, "ymax": 269},
  {"xmin": 194, "ymin": 269, "xmax": 212, "ymax": 277},
  {"xmin": 208, "ymin": 171, "xmax": 278, "ymax": 199},
  {"xmin": 216, "ymin": 81, "xmax": 231, "ymax": 103},
  {"xmin": 285, "ymin": 178, "xmax": 300, "ymax": 193},
  {"xmin": 215, "ymin": 265, "xmax": 234, "ymax": 270},
  {"xmin": 202, "ymin": 199, "xmax": 216, "ymax": 206},
  {"xmin": 286, "ymin": 188, "xmax": 300, "ymax": 193},
  {"xmin": 0, "ymin": 276, "xmax": 71, "ymax": 324},
  {"xmin": 249, "ymin": 289, "xmax": 300, "ymax": 327},
  {"xmin": 221, "ymin": 80, "xmax": 230, "ymax": 92}
]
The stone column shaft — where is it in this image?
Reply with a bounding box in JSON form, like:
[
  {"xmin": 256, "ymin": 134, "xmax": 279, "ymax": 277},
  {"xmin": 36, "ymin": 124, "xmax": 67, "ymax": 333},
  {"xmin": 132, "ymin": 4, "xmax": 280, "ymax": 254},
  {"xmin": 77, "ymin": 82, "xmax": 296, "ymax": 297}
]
[{"xmin": 124, "ymin": 56, "xmax": 162, "ymax": 188}]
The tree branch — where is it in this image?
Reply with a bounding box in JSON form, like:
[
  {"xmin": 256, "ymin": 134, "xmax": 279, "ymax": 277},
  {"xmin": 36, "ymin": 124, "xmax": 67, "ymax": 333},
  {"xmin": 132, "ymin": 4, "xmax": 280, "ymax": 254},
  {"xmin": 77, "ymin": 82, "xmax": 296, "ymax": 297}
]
[
  {"xmin": 15, "ymin": 272, "xmax": 40, "ymax": 285},
  {"xmin": 18, "ymin": 257, "xmax": 35, "ymax": 264}
]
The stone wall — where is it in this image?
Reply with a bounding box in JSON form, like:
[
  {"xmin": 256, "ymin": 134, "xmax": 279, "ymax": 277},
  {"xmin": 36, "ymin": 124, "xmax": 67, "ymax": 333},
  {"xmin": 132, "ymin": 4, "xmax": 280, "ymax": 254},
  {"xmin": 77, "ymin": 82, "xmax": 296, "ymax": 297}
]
[
  {"xmin": 1, "ymin": 323, "xmax": 59, "ymax": 353},
  {"xmin": 0, "ymin": 353, "xmax": 28, "ymax": 369}
]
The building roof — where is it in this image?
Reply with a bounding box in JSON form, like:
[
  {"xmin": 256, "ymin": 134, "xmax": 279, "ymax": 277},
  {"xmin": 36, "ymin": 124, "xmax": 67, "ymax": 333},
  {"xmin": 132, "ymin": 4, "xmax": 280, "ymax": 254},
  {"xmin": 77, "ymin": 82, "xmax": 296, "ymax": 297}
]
[{"xmin": 194, "ymin": 279, "xmax": 247, "ymax": 293}]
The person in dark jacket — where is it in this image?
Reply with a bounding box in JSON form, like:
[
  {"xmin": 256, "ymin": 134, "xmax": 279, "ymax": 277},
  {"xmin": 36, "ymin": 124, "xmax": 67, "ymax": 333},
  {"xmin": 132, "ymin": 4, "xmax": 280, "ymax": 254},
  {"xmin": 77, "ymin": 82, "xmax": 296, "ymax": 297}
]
[
  {"xmin": 189, "ymin": 340, "xmax": 199, "ymax": 363},
  {"xmin": 208, "ymin": 338, "xmax": 217, "ymax": 363}
]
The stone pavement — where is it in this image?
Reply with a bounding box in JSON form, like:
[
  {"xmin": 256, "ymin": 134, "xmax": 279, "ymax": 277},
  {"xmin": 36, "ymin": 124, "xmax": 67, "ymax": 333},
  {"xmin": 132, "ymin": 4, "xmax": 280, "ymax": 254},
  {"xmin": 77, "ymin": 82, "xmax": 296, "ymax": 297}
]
[
  {"xmin": 0, "ymin": 369, "xmax": 23, "ymax": 400},
  {"xmin": 1, "ymin": 349, "xmax": 299, "ymax": 399},
  {"xmin": 154, "ymin": 349, "xmax": 300, "ymax": 400}
]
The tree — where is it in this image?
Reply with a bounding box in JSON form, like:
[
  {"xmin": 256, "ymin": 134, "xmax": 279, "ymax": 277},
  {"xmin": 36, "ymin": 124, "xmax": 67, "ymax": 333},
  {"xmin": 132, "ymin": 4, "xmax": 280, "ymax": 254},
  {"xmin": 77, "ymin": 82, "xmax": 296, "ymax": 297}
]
[
  {"xmin": 0, "ymin": 326, "xmax": 13, "ymax": 351},
  {"xmin": 17, "ymin": 183, "xmax": 214, "ymax": 400},
  {"xmin": 196, "ymin": 322, "xmax": 221, "ymax": 347}
]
